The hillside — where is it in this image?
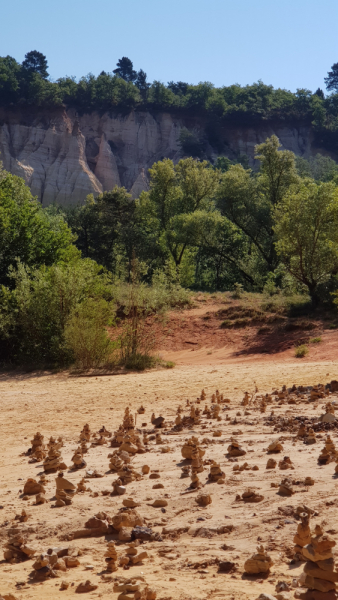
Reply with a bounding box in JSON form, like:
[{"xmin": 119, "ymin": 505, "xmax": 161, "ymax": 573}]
[{"xmin": 0, "ymin": 106, "xmax": 328, "ymax": 206}]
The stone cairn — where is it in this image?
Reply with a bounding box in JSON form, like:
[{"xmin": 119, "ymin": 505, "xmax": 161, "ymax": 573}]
[
  {"xmin": 109, "ymin": 449, "xmax": 128, "ymax": 472},
  {"xmin": 4, "ymin": 528, "xmax": 36, "ymax": 563},
  {"xmin": 318, "ymin": 435, "xmax": 336, "ymax": 464},
  {"xmin": 29, "ymin": 432, "xmax": 46, "ymax": 461},
  {"xmin": 227, "ymin": 439, "xmax": 246, "ymax": 457},
  {"xmin": 208, "ymin": 461, "xmax": 225, "ymax": 482},
  {"xmin": 77, "ymin": 478, "xmax": 89, "ymax": 493},
  {"xmin": 244, "ymin": 545, "xmax": 273, "ymax": 574},
  {"xmin": 279, "ymin": 456, "xmax": 294, "ymax": 470},
  {"xmin": 71, "ymin": 447, "xmax": 87, "ymax": 469},
  {"xmin": 278, "ymin": 477, "xmax": 294, "ymax": 496},
  {"xmin": 293, "ymin": 511, "xmax": 311, "ymax": 560},
  {"xmin": 55, "ymin": 472, "xmax": 76, "ymax": 507},
  {"xmin": 43, "ymin": 445, "xmax": 67, "ymax": 473},
  {"xmin": 266, "ymin": 458, "xmax": 277, "ymax": 469},
  {"xmin": 305, "ymin": 428, "xmax": 317, "ymax": 445},
  {"xmin": 181, "ymin": 436, "xmax": 205, "ymax": 460},
  {"xmin": 298, "ymin": 524, "xmax": 338, "ymax": 594},
  {"xmin": 47, "ymin": 436, "xmax": 63, "ymax": 450},
  {"xmin": 80, "ymin": 423, "xmax": 91, "ymax": 442},
  {"xmin": 104, "ymin": 541, "xmax": 118, "ymax": 572},
  {"xmin": 119, "ymin": 541, "xmax": 148, "ymax": 567},
  {"xmin": 241, "ymin": 392, "xmax": 250, "ymax": 406}
]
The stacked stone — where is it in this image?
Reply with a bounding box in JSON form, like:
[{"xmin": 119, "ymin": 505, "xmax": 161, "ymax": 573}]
[
  {"xmin": 305, "ymin": 428, "xmax": 317, "ymax": 445},
  {"xmin": 279, "ymin": 456, "xmax": 294, "ymax": 470},
  {"xmin": 299, "ymin": 524, "xmax": 338, "ymax": 594},
  {"xmin": 318, "ymin": 435, "xmax": 336, "ymax": 464},
  {"xmin": 98, "ymin": 425, "xmax": 112, "ymax": 438},
  {"xmin": 104, "ymin": 542, "xmax": 118, "ymax": 572},
  {"xmin": 116, "ymin": 464, "xmax": 141, "ymax": 485},
  {"xmin": 55, "ymin": 472, "xmax": 76, "ymax": 507},
  {"xmin": 109, "ymin": 450, "xmax": 125, "ymax": 472},
  {"xmin": 71, "ymin": 447, "xmax": 87, "ymax": 469},
  {"xmin": 208, "ymin": 461, "xmax": 224, "ymax": 482},
  {"xmin": 201, "ymin": 389, "xmax": 206, "ymax": 401},
  {"xmin": 293, "ymin": 512, "xmax": 311, "ymax": 560},
  {"xmin": 137, "ymin": 405, "xmax": 145, "ymax": 414},
  {"xmin": 244, "ymin": 545, "xmax": 273, "ymax": 574},
  {"xmin": 123, "ymin": 407, "xmax": 134, "ymax": 430},
  {"xmin": 241, "ymin": 392, "xmax": 250, "ymax": 406},
  {"xmin": 181, "ymin": 436, "xmax": 205, "ymax": 460},
  {"xmin": 4, "ymin": 529, "xmax": 36, "ymax": 563},
  {"xmin": 30, "ymin": 432, "xmax": 46, "ymax": 460},
  {"xmin": 47, "ymin": 436, "xmax": 63, "ymax": 450},
  {"xmin": 80, "ymin": 423, "xmax": 91, "ymax": 442},
  {"xmin": 191, "ymin": 448, "xmax": 203, "ymax": 475},
  {"xmin": 211, "ymin": 404, "xmax": 221, "ymax": 419},
  {"xmin": 43, "ymin": 446, "xmax": 67, "ymax": 473},
  {"xmin": 310, "ymin": 384, "xmax": 327, "ymax": 401},
  {"xmin": 297, "ymin": 423, "xmax": 307, "ymax": 438},
  {"xmin": 227, "ymin": 439, "xmax": 246, "ymax": 457}
]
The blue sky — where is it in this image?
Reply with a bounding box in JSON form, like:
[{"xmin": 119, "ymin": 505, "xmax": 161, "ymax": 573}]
[{"xmin": 2, "ymin": 0, "xmax": 338, "ymax": 92}]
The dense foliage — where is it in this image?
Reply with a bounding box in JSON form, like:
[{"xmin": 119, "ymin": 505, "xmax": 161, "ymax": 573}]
[{"xmin": 2, "ymin": 53, "xmax": 338, "ymax": 151}]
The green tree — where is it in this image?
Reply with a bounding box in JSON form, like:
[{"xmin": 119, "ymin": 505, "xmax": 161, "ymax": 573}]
[
  {"xmin": 0, "ymin": 56, "xmax": 20, "ymax": 104},
  {"xmin": 0, "ymin": 166, "xmax": 75, "ymax": 286},
  {"xmin": 325, "ymin": 63, "xmax": 338, "ymax": 93},
  {"xmin": 113, "ymin": 57, "xmax": 137, "ymax": 82},
  {"xmin": 273, "ymin": 181, "xmax": 338, "ymax": 304},
  {"xmin": 135, "ymin": 69, "xmax": 150, "ymax": 101},
  {"xmin": 147, "ymin": 157, "xmax": 219, "ymax": 268},
  {"xmin": 22, "ymin": 50, "xmax": 49, "ymax": 79}
]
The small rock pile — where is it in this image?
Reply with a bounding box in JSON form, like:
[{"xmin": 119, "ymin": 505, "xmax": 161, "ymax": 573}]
[
  {"xmin": 244, "ymin": 545, "xmax": 273, "ymax": 574},
  {"xmin": 297, "ymin": 524, "xmax": 338, "ymax": 594},
  {"xmin": 208, "ymin": 461, "xmax": 224, "ymax": 482},
  {"xmin": 4, "ymin": 528, "xmax": 36, "ymax": 563},
  {"xmin": 55, "ymin": 472, "xmax": 76, "ymax": 506},
  {"xmin": 29, "ymin": 432, "xmax": 46, "ymax": 461},
  {"xmin": 104, "ymin": 541, "xmax": 118, "ymax": 572},
  {"xmin": 293, "ymin": 511, "xmax": 311, "ymax": 560},
  {"xmin": 227, "ymin": 439, "xmax": 246, "ymax": 457},
  {"xmin": 318, "ymin": 435, "xmax": 336, "ymax": 464},
  {"xmin": 71, "ymin": 447, "xmax": 87, "ymax": 469},
  {"xmin": 43, "ymin": 445, "xmax": 67, "ymax": 473},
  {"xmin": 267, "ymin": 439, "xmax": 283, "ymax": 453}
]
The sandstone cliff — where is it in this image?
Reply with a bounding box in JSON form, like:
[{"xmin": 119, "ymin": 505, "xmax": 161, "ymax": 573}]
[{"xmin": 0, "ymin": 106, "xmax": 323, "ymax": 206}]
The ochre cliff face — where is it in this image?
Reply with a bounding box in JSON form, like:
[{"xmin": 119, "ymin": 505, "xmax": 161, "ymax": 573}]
[{"xmin": 0, "ymin": 106, "xmax": 318, "ymax": 206}]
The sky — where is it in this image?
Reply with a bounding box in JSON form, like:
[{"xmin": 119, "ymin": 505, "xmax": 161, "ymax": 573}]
[{"xmin": 2, "ymin": 0, "xmax": 338, "ymax": 93}]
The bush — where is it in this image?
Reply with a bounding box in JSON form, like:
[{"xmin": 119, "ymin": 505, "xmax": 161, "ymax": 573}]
[
  {"xmin": 295, "ymin": 344, "xmax": 309, "ymax": 358},
  {"xmin": 310, "ymin": 336, "xmax": 322, "ymax": 343},
  {"xmin": 124, "ymin": 352, "xmax": 156, "ymax": 371},
  {"xmin": 65, "ymin": 299, "xmax": 116, "ymax": 370}
]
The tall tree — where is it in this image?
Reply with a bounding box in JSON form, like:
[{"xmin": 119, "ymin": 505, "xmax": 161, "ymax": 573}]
[
  {"xmin": 135, "ymin": 69, "xmax": 150, "ymax": 101},
  {"xmin": 273, "ymin": 181, "xmax": 338, "ymax": 304},
  {"xmin": 113, "ymin": 57, "xmax": 137, "ymax": 82},
  {"xmin": 22, "ymin": 50, "xmax": 49, "ymax": 79},
  {"xmin": 325, "ymin": 63, "xmax": 338, "ymax": 93}
]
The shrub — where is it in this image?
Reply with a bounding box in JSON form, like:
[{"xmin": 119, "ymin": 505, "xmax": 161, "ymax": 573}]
[
  {"xmin": 310, "ymin": 336, "xmax": 322, "ymax": 343},
  {"xmin": 220, "ymin": 320, "xmax": 232, "ymax": 328},
  {"xmin": 124, "ymin": 353, "xmax": 156, "ymax": 371},
  {"xmin": 232, "ymin": 283, "xmax": 243, "ymax": 299},
  {"xmin": 65, "ymin": 299, "xmax": 116, "ymax": 370},
  {"xmin": 295, "ymin": 344, "xmax": 309, "ymax": 358}
]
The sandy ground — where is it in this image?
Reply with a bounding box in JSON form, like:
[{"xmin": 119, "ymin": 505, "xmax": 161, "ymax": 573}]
[{"xmin": 1, "ymin": 350, "xmax": 338, "ymax": 600}]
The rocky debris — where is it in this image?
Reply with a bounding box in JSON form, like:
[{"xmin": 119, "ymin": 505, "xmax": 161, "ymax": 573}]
[
  {"xmin": 196, "ymin": 493, "xmax": 212, "ymax": 506},
  {"xmin": 55, "ymin": 472, "xmax": 76, "ymax": 507},
  {"xmin": 218, "ymin": 560, "xmax": 237, "ymax": 573},
  {"xmin": 31, "ymin": 546, "xmax": 81, "ymax": 579},
  {"xmin": 298, "ymin": 524, "xmax": 338, "ymax": 593},
  {"xmin": 304, "ymin": 477, "xmax": 315, "ymax": 486},
  {"xmin": 123, "ymin": 497, "xmax": 141, "ymax": 508},
  {"xmin": 14, "ymin": 509, "xmax": 29, "ymax": 522},
  {"xmin": 29, "ymin": 432, "xmax": 46, "ymax": 460},
  {"xmin": 104, "ymin": 541, "xmax": 118, "ymax": 572},
  {"xmin": 181, "ymin": 436, "xmax": 205, "ymax": 460},
  {"xmin": 4, "ymin": 529, "xmax": 36, "ymax": 563},
  {"xmin": 305, "ymin": 429, "xmax": 317, "ymax": 445},
  {"xmin": 77, "ymin": 478, "xmax": 89, "ymax": 493},
  {"xmin": 85, "ymin": 469, "xmax": 103, "ymax": 478},
  {"xmin": 23, "ymin": 478, "xmax": 45, "ymax": 496},
  {"xmin": 297, "ymin": 423, "xmax": 307, "ymax": 438},
  {"xmin": 75, "ymin": 580, "xmax": 98, "ymax": 593},
  {"xmin": 242, "ymin": 392, "xmax": 250, "ymax": 406},
  {"xmin": 294, "ymin": 512, "xmax": 311, "ymax": 558},
  {"xmin": 208, "ymin": 461, "xmax": 225, "ymax": 482},
  {"xmin": 132, "ymin": 526, "xmax": 162, "ymax": 542},
  {"xmin": 318, "ymin": 436, "xmax": 336, "ymax": 464},
  {"xmin": 278, "ymin": 478, "xmax": 294, "ymax": 496},
  {"xmin": 80, "ymin": 424, "xmax": 91, "ymax": 442},
  {"xmin": 279, "ymin": 456, "xmax": 294, "ymax": 470},
  {"xmin": 142, "ymin": 465, "xmax": 150, "ymax": 475},
  {"xmin": 35, "ymin": 493, "xmax": 47, "ymax": 504},
  {"xmin": 266, "ymin": 458, "xmax": 277, "ymax": 469},
  {"xmin": 112, "ymin": 478, "xmax": 127, "ymax": 495},
  {"xmin": 71, "ymin": 447, "xmax": 87, "ymax": 469},
  {"xmin": 150, "ymin": 499, "xmax": 168, "ymax": 508},
  {"xmin": 109, "ymin": 449, "xmax": 128, "ymax": 472},
  {"xmin": 43, "ymin": 445, "xmax": 67, "ymax": 473},
  {"xmin": 227, "ymin": 439, "xmax": 246, "ymax": 457},
  {"xmin": 115, "ymin": 464, "xmax": 142, "ymax": 485},
  {"xmin": 244, "ymin": 545, "xmax": 273, "ymax": 574},
  {"xmin": 267, "ymin": 440, "xmax": 283, "ymax": 454},
  {"xmin": 237, "ymin": 489, "xmax": 264, "ymax": 503}
]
